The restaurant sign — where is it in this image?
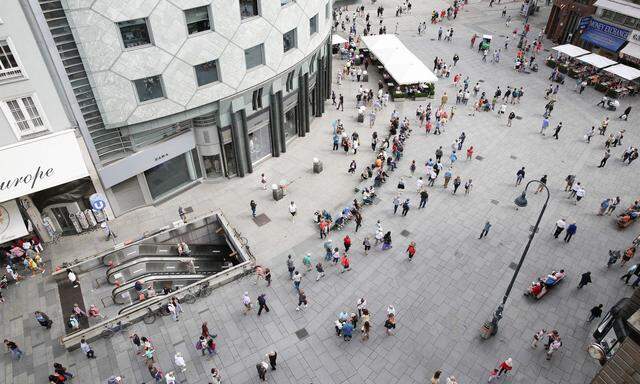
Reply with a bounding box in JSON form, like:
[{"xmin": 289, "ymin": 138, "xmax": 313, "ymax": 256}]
[{"xmin": 582, "ymin": 19, "xmax": 630, "ymax": 52}]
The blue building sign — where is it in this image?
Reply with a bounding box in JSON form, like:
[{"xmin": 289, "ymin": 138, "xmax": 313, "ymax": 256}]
[{"xmin": 581, "ymin": 19, "xmax": 630, "ymax": 52}]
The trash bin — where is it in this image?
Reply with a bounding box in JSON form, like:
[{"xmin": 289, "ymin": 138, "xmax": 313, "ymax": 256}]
[
  {"xmin": 272, "ymin": 184, "xmax": 283, "ymax": 201},
  {"xmin": 480, "ymin": 321, "xmax": 494, "ymax": 340},
  {"xmin": 313, "ymin": 158, "xmax": 323, "ymax": 173},
  {"xmin": 279, "ymin": 179, "xmax": 288, "ymax": 196}
]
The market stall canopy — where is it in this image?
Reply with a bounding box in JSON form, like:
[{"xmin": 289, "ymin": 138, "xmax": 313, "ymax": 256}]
[
  {"xmin": 552, "ymin": 44, "xmax": 590, "ymax": 58},
  {"xmin": 604, "ymin": 64, "xmax": 640, "ymax": 81},
  {"xmin": 332, "ymin": 34, "xmax": 347, "ymax": 45},
  {"xmin": 361, "ymin": 35, "xmax": 438, "ymax": 85},
  {"xmin": 577, "ymin": 53, "xmax": 617, "ymax": 69},
  {"xmin": 621, "ymin": 42, "xmax": 640, "ymax": 62}
]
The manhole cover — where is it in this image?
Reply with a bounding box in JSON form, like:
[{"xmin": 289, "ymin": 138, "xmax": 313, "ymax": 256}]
[
  {"xmin": 475, "ymin": 155, "xmax": 484, "ymax": 161},
  {"xmin": 478, "ymin": 79, "xmax": 485, "ymax": 83},
  {"xmin": 400, "ymin": 229, "xmax": 411, "ymax": 237},
  {"xmin": 510, "ymin": 155, "xmax": 517, "ymax": 159},
  {"xmin": 295, "ymin": 328, "xmax": 309, "ymax": 340},
  {"xmin": 515, "ymin": 116, "xmax": 523, "ymax": 120},
  {"xmin": 430, "ymin": 38, "xmax": 436, "ymax": 41},
  {"xmin": 253, "ymin": 214, "xmax": 271, "ymax": 227},
  {"xmin": 491, "ymin": 199, "xmax": 500, "ymax": 205},
  {"xmin": 529, "ymin": 225, "xmax": 539, "ymax": 233},
  {"xmin": 508, "ymin": 262, "xmax": 518, "ymax": 270}
]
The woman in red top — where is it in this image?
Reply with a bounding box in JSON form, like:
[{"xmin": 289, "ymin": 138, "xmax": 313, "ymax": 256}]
[
  {"xmin": 466, "ymin": 146, "xmax": 474, "ymax": 160},
  {"xmin": 406, "ymin": 242, "xmax": 416, "ymax": 260},
  {"xmin": 343, "ymin": 235, "xmax": 351, "ymax": 253},
  {"xmin": 340, "ymin": 254, "xmax": 350, "ymax": 273}
]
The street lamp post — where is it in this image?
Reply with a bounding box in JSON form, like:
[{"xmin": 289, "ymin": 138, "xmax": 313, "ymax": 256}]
[{"xmin": 485, "ymin": 180, "xmax": 550, "ymax": 337}]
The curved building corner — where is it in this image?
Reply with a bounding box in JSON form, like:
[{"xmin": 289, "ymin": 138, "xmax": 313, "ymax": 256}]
[{"xmin": 31, "ymin": 0, "xmax": 334, "ymax": 216}]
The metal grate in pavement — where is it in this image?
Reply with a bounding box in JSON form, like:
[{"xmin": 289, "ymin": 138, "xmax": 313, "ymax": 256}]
[
  {"xmin": 478, "ymin": 79, "xmax": 485, "ymax": 82},
  {"xmin": 515, "ymin": 116, "xmax": 523, "ymax": 120},
  {"xmin": 184, "ymin": 206, "xmax": 193, "ymax": 213},
  {"xmin": 475, "ymin": 155, "xmax": 484, "ymax": 161},
  {"xmin": 253, "ymin": 214, "xmax": 271, "ymax": 226},
  {"xmin": 491, "ymin": 199, "xmax": 500, "ymax": 205},
  {"xmin": 295, "ymin": 328, "xmax": 309, "ymax": 340},
  {"xmin": 400, "ymin": 229, "xmax": 411, "ymax": 237},
  {"xmin": 510, "ymin": 155, "xmax": 517, "ymax": 159},
  {"xmin": 508, "ymin": 262, "xmax": 518, "ymax": 270}
]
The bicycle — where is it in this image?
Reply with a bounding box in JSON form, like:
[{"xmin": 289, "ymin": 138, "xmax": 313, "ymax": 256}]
[
  {"xmin": 142, "ymin": 303, "xmax": 172, "ymax": 324},
  {"xmin": 182, "ymin": 282, "xmax": 213, "ymax": 304},
  {"xmin": 101, "ymin": 321, "xmax": 129, "ymax": 338}
]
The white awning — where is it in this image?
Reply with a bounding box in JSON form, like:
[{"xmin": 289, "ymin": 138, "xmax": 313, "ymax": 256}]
[
  {"xmin": 621, "ymin": 42, "xmax": 640, "ymax": 60},
  {"xmin": 332, "ymin": 34, "xmax": 347, "ymax": 45},
  {"xmin": 577, "ymin": 53, "xmax": 618, "ymax": 69},
  {"xmin": 604, "ymin": 63, "xmax": 640, "ymax": 80},
  {"xmin": 594, "ymin": 0, "xmax": 640, "ymax": 21},
  {"xmin": 361, "ymin": 35, "xmax": 438, "ymax": 84},
  {"xmin": 552, "ymin": 44, "xmax": 590, "ymax": 58}
]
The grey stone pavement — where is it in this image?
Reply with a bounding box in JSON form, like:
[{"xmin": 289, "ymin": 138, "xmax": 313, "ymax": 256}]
[{"xmin": 2, "ymin": 0, "xmax": 640, "ymax": 383}]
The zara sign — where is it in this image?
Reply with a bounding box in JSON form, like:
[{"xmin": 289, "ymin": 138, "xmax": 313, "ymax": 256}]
[{"xmin": 0, "ymin": 130, "xmax": 89, "ymax": 203}]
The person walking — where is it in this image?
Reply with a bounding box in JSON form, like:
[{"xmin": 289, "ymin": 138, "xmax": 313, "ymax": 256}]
[
  {"xmin": 292, "ymin": 270, "xmax": 302, "ymax": 291},
  {"xmin": 497, "ymin": 358, "xmax": 513, "ymax": 377},
  {"xmin": 286, "ymin": 254, "xmax": 295, "ymax": 279},
  {"xmin": 362, "ymin": 236, "xmax": 371, "ymax": 256},
  {"xmin": 515, "ymin": 167, "xmax": 525, "ymax": 186},
  {"xmin": 343, "ymin": 235, "xmax": 352, "ymax": 253},
  {"xmin": 267, "ymin": 351, "xmax": 277, "ymax": 370},
  {"xmin": 354, "ymin": 212, "xmax": 362, "ymax": 232},
  {"xmin": 452, "ymin": 176, "xmax": 461, "ymax": 194},
  {"xmin": 288, "ymin": 201, "xmax": 297, "ymax": 223},
  {"xmin": 552, "ymin": 122, "xmax": 562, "ymax": 139},
  {"xmin": 419, "ymin": 190, "xmax": 429, "ymax": 208},
  {"xmin": 443, "ymin": 168, "xmax": 452, "ymax": 188},
  {"xmin": 315, "ymin": 261, "xmax": 325, "ymax": 281},
  {"xmin": 534, "ymin": 174, "xmax": 548, "ymax": 194},
  {"xmin": 564, "ymin": 222, "xmax": 577, "ymax": 242},
  {"xmin": 531, "ymin": 329, "xmax": 546, "ymax": 348},
  {"xmin": 174, "ymin": 352, "xmax": 187, "ymax": 372},
  {"xmin": 256, "ymin": 361, "xmax": 269, "ymax": 381},
  {"xmin": 464, "ymin": 179, "xmax": 473, "ymax": 195},
  {"xmin": 546, "ymin": 338, "xmax": 562, "ymax": 360},
  {"xmin": 607, "ymin": 196, "xmax": 621, "ymax": 215},
  {"xmin": 587, "ymin": 304, "xmax": 604, "ymax": 323},
  {"xmin": 553, "ymin": 218, "xmax": 566, "ymax": 238},
  {"xmin": 302, "ymin": 252, "xmax": 312, "ymax": 272},
  {"xmin": 384, "ymin": 313, "xmax": 396, "ymax": 335},
  {"xmin": 598, "ymin": 149, "xmax": 611, "ymax": 168},
  {"xmin": 4, "ymin": 339, "xmax": 23, "ymax": 360},
  {"xmin": 479, "ymin": 221, "xmax": 492, "ymax": 239},
  {"xmin": 80, "ymin": 338, "xmax": 96, "ymax": 358},
  {"xmin": 296, "ymin": 289, "xmax": 308, "ymax": 311},
  {"xmin": 340, "ymin": 253, "xmax": 351, "ymax": 273},
  {"xmin": 507, "ymin": 111, "xmax": 516, "ymax": 127},
  {"xmin": 540, "ymin": 117, "xmax": 549, "ymax": 135},
  {"xmin": 620, "ymin": 105, "xmax": 632, "ymax": 120},
  {"xmin": 598, "ymin": 198, "xmax": 611, "ymax": 215},
  {"xmin": 178, "ymin": 206, "xmax": 187, "ymax": 223},
  {"xmin": 35, "ymin": 311, "xmax": 52, "ymax": 329},
  {"xmin": 621, "ymin": 263, "xmax": 640, "ymax": 284},
  {"xmin": 406, "ymin": 241, "xmax": 416, "ymax": 260},
  {"xmin": 257, "ymin": 293, "xmax": 269, "ymax": 316},
  {"xmin": 401, "ymin": 199, "xmax": 410, "ymax": 216},
  {"xmin": 392, "ymin": 195, "xmax": 400, "ymax": 214},
  {"xmin": 578, "ymin": 271, "xmax": 592, "ymax": 289},
  {"xmin": 249, "ymin": 200, "xmax": 258, "ymax": 218},
  {"xmin": 431, "ymin": 370, "xmax": 442, "ymax": 384},
  {"xmin": 337, "ymin": 93, "xmax": 344, "ymax": 111},
  {"xmin": 357, "ymin": 297, "xmax": 367, "ymax": 317},
  {"xmin": 242, "ymin": 292, "xmax": 252, "ymax": 315}
]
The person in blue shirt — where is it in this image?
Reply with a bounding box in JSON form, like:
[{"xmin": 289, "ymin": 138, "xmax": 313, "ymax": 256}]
[{"xmin": 342, "ymin": 322, "xmax": 353, "ymax": 341}]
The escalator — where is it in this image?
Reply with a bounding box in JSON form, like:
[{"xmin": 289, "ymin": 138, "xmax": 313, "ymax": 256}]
[
  {"xmin": 111, "ymin": 273, "xmax": 213, "ymax": 305},
  {"xmin": 106, "ymin": 244, "xmax": 230, "ymax": 284}
]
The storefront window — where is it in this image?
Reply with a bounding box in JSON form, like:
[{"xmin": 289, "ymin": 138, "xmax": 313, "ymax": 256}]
[
  {"xmin": 203, "ymin": 155, "xmax": 224, "ymax": 178},
  {"xmin": 223, "ymin": 142, "xmax": 237, "ymax": 176},
  {"xmin": 191, "ymin": 148, "xmax": 202, "ymax": 178},
  {"xmin": 284, "ymin": 108, "xmax": 297, "ymax": 140},
  {"xmin": 144, "ymin": 154, "xmax": 192, "ymax": 199},
  {"xmin": 248, "ymin": 126, "xmax": 271, "ymax": 163}
]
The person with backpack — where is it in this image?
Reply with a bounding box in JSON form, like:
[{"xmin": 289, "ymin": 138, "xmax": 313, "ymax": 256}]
[{"xmin": 35, "ymin": 311, "xmax": 52, "ymax": 329}]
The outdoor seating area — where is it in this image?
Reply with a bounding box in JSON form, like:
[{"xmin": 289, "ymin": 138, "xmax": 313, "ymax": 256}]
[
  {"xmin": 545, "ymin": 44, "xmax": 640, "ymax": 98},
  {"xmin": 361, "ymin": 35, "xmax": 437, "ymax": 101}
]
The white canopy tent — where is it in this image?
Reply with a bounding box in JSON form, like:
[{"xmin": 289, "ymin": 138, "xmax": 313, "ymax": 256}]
[
  {"xmin": 332, "ymin": 34, "xmax": 347, "ymax": 45},
  {"xmin": 577, "ymin": 53, "xmax": 617, "ymax": 69},
  {"xmin": 604, "ymin": 64, "xmax": 640, "ymax": 81},
  {"xmin": 361, "ymin": 35, "xmax": 438, "ymax": 85},
  {"xmin": 552, "ymin": 44, "xmax": 590, "ymax": 58}
]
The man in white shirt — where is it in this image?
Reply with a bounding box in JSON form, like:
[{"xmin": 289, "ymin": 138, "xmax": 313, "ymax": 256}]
[
  {"xmin": 553, "ymin": 218, "xmax": 566, "ymax": 239},
  {"xmin": 289, "ymin": 202, "xmax": 297, "ymax": 223},
  {"xmin": 416, "ymin": 177, "xmax": 424, "ymax": 192}
]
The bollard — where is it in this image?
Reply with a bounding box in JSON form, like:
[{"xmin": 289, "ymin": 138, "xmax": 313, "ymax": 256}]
[{"xmin": 313, "ymin": 158, "xmax": 323, "ymax": 174}]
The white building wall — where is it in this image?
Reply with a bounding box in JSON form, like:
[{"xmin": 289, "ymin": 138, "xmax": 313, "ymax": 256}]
[
  {"xmin": 0, "ymin": 0, "xmax": 75, "ymax": 145},
  {"xmin": 63, "ymin": 0, "xmax": 332, "ymax": 128}
]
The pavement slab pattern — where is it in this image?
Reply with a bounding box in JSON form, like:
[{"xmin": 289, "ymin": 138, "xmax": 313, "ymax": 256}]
[{"xmin": 1, "ymin": 0, "xmax": 640, "ymax": 383}]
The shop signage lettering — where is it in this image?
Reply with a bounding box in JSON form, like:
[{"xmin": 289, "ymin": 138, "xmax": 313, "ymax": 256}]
[
  {"xmin": 630, "ymin": 30, "xmax": 640, "ymax": 41},
  {"xmin": 588, "ymin": 19, "xmax": 630, "ymax": 40},
  {"xmin": 154, "ymin": 153, "xmax": 169, "ymax": 162},
  {"xmin": 0, "ymin": 166, "xmax": 55, "ymax": 192}
]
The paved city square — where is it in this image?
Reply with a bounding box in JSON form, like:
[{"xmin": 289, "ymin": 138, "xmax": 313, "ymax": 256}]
[{"xmin": 2, "ymin": 0, "xmax": 640, "ymax": 383}]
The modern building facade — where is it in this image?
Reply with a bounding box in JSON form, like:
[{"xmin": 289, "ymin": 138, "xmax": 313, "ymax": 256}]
[
  {"xmin": 545, "ymin": 0, "xmax": 640, "ymax": 65},
  {"xmin": 27, "ymin": 0, "xmax": 333, "ymax": 216},
  {"xmin": 0, "ymin": 0, "xmax": 105, "ymax": 243}
]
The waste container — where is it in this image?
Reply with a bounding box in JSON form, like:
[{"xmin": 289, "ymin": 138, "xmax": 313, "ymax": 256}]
[
  {"xmin": 272, "ymin": 184, "xmax": 283, "ymax": 201},
  {"xmin": 480, "ymin": 321, "xmax": 494, "ymax": 340},
  {"xmin": 313, "ymin": 158, "xmax": 323, "ymax": 173}
]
